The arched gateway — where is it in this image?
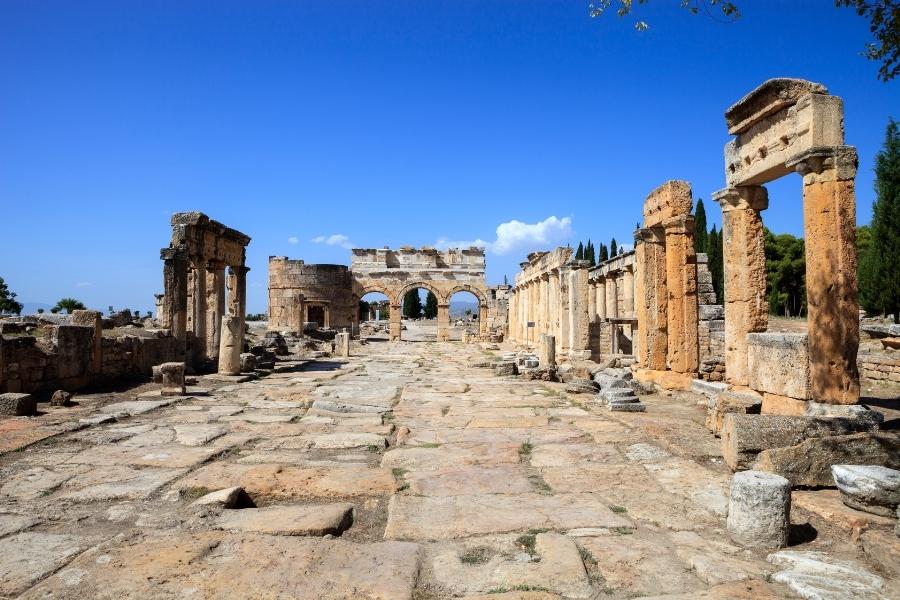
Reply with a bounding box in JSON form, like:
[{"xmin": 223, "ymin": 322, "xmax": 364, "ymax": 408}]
[{"xmin": 268, "ymin": 246, "xmax": 490, "ymax": 341}]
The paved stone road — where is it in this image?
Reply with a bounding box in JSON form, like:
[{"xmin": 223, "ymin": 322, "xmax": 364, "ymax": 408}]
[{"xmin": 0, "ymin": 332, "xmax": 896, "ymax": 599}]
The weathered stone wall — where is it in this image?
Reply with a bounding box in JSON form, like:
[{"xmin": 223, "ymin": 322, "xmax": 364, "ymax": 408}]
[
  {"xmin": 858, "ymin": 352, "xmax": 900, "ymax": 385},
  {"xmin": 697, "ymin": 254, "xmax": 725, "ymax": 380},
  {"xmin": 0, "ymin": 317, "xmax": 178, "ymax": 394},
  {"xmin": 268, "ymin": 258, "xmax": 356, "ymax": 331}
]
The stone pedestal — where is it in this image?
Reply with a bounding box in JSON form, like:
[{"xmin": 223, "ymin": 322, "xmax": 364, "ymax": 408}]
[
  {"xmin": 218, "ymin": 316, "xmax": 242, "ymax": 375},
  {"xmin": 389, "ymin": 304, "xmax": 402, "ymax": 341},
  {"xmin": 335, "ymin": 331, "xmax": 350, "ymax": 357},
  {"xmin": 159, "ymin": 362, "xmax": 186, "ymax": 396},
  {"xmin": 726, "ymin": 470, "xmax": 790, "ymax": 548}
]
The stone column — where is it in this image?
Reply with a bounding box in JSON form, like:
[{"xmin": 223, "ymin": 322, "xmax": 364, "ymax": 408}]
[
  {"xmin": 596, "ymin": 277, "xmax": 606, "ymax": 320},
  {"xmin": 713, "ymin": 186, "xmax": 769, "ymax": 386},
  {"xmin": 663, "ymin": 215, "xmax": 699, "ymax": 374},
  {"xmin": 790, "ymin": 147, "xmax": 860, "ymax": 404},
  {"xmin": 636, "ymin": 228, "xmax": 667, "ymax": 371},
  {"xmin": 539, "ymin": 334, "xmax": 556, "ymax": 367},
  {"xmin": 558, "ymin": 269, "xmax": 570, "ymax": 352},
  {"xmin": 508, "ymin": 290, "xmax": 518, "ymax": 342},
  {"xmin": 606, "ymin": 275, "xmax": 618, "ymax": 319},
  {"xmin": 218, "ymin": 315, "xmax": 242, "ymax": 375},
  {"xmin": 228, "ymin": 265, "xmax": 248, "ymax": 323},
  {"xmin": 623, "ymin": 267, "xmax": 635, "ymax": 318},
  {"xmin": 568, "ymin": 262, "xmax": 590, "ymax": 356},
  {"xmin": 548, "ymin": 270, "xmax": 560, "ymax": 342},
  {"xmin": 191, "ymin": 260, "xmax": 208, "ymax": 363},
  {"xmin": 588, "ymin": 281, "xmax": 597, "ymax": 322},
  {"xmin": 437, "ymin": 303, "xmax": 450, "ymax": 341},
  {"xmin": 162, "ymin": 250, "xmax": 189, "ymax": 352},
  {"xmin": 334, "ymin": 331, "xmax": 350, "ymax": 357},
  {"xmin": 207, "ymin": 264, "xmax": 226, "ymax": 360},
  {"xmin": 479, "ymin": 304, "xmax": 488, "ymax": 335},
  {"xmin": 540, "ymin": 274, "xmax": 550, "ymax": 335},
  {"xmin": 389, "ymin": 303, "xmax": 402, "ymax": 341}
]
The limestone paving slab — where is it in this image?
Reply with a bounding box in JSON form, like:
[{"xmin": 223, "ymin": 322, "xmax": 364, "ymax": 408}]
[
  {"xmin": 0, "ymin": 532, "xmax": 85, "ymax": 597},
  {"xmin": 217, "ymin": 503, "xmax": 354, "ymax": 536},
  {"xmin": 384, "ymin": 493, "xmax": 631, "ymax": 539}
]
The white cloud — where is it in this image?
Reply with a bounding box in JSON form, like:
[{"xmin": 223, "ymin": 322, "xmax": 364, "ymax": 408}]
[
  {"xmin": 435, "ymin": 216, "xmax": 573, "ymax": 256},
  {"xmin": 311, "ymin": 233, "xmax": 354, "ymax": 249},
  {"xmin": 287, "ymin": 236, "xmax": 299, "ymax": 245},
  {"xmin": 76, "ymin": 281, "xmax": 92, "ymax": 288}
]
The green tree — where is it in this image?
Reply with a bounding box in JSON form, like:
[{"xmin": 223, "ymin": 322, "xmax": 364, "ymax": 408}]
[
  {"xmin": 424, "ymin": 291, "xmax": 438, "ymax": 319},
  {"xmin": 598, "ymin": 243, "xmax": 609, "ymax": 262},
  {"xmin": 402, "ymin": 289, "xmax": 423, "ymax": 318},
  {"xmin": 610, "ymin": 238, "xmax": 618, "ymax": 257},
  {"xmin": 575, "ymin": 241, "xmax": 585, "ymax": 260},
  {"xmin": 694, "ymin": 198, "xmax": 709, "ymax": 254},
  {"xmin": 52, "ymin": 298, "xmax": 86, "ymax": 314},
  {"xmin": 708, "ymin": 225, "xmax": 725, "ymax": 303},
  {"xmin": 0, "ymin": 277, "xmax": 23, "ymax": 315},
  {"xmin": 860, "ymin": 118, "xmax": 900, "ymax": 320},
  {"xmin": 764, "ymin": 229, "xmax": 807, "ymax": 317},
  {"xmin": 589, "ymin": 1, "xmax": 899, "ymax": 82},
  {"xmin": 585, "ymin": 239, "xmax": 596, "ymax": 266}
]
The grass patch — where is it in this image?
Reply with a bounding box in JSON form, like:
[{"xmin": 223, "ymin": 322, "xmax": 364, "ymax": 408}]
[
  {"xmin": 613, "ymin": 526, "xmax": 635, "ymax": 535},
  {"xmin": 419, "ymin": 442, "xmax": 441, "ymax": 448},
  {"xmin": 366, "ymin": 445, "xmax": 382, "ymax": 452},
  {"xmin": 181, "ymin": 486, "xmax": 212, "ymax": 501},
  {"xmin": 610, "ymin": 505, "xmax": 628, "ymax": 514},
  {"xmin": 459, "ymin": 546, "xmax": 492, "ymax": 565},
  {"xmin": 578, "ymin": 546, "xmax": 597, "ymax": 568},
  {"xmin": 441, "ymin": 406, "xmax": 450, "ymax": 416},
  {"xmin": 515, "ymin": 534, "xmax": 537, "ymax": 554},
  {"xmin": 528, "ymin": 474, "xmax": 553, "ymax": 494},
  {"xmin": 391, "ymin": 467, "xmax": 407, "ymax": 478},
  {"xmin": 518, "ymin": 442, "xmax": 533, "ymax": 457}
]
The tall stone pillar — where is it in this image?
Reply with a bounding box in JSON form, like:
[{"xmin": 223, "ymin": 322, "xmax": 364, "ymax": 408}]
[
  {"xmin": 218, "ymin": 315, "xmax": 242, "ymax": 375},
  {"xmin": 623, "ymin": 267, "xmax": 635, "ymax": 318},
  {"xmin": 162, "ymin": 250, "xmax": 188, "ymax": 352},
  {"xmin": 548, "ymin": 270, "xmax": 560, "ymax": 341},
  {"xmin": 790, "ymin": 147, "xmax": 860, "ymax": 404},
  {"xmin": 479, "ymin": 304, "xmax": 488, "ymax": 335},
  {"xmin": 72, "ymin": 310, "xmax": 103, "ymax": 375},
  {"xmin": 389, "ymin": 303, "xmax": 402, "ymax": 341},
  {"xmin": 558, "ymin": 269, "xmax": 570, "ymax": 352},
  {"xmin": 568, "ymin": 262, "xmax": 590, "ymax": 356},
  {"xmin": 596, "ymin": 278, "xmax": 606, "ymax": 320},
  {"xmin": 588, "ymin": 282, "xmax": 597, "ymax": 322},
  {"xmin": 508, "ymin": 291, "xmax": 517, "ymax": 342},
  {"xmin": 713, "ymin": 186, "xmax": 769, "ymax": 386},
  {"xmin": 663, "ymin": 215, "xmax": 699, "ymax": 374},
  {"xmin": 606, "ymin": 275, "xmax": 618, "ymax": 319},
  {"xmin": 540, "ymin": 274, "xmax": 550, "ymax": 335},
  {"xmin": 191, "ymin": 260, "xmax": 208, "ymax": 363},
  {"xmin": 206, "ymin": 264, "xmax": 226, "ymax": 359},
  {"xmin": 636, "ymin": 228, "xmax": 667, "ymax": 371},
  {"xmin": 437, "ymin": 303, "xmax": 450, "ymax": 341}
]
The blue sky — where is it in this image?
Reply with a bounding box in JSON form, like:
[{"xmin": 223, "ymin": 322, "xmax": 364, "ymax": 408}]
[{"xmin": 1, "ymin": 1, "xmax": 896, "ymax": 314}]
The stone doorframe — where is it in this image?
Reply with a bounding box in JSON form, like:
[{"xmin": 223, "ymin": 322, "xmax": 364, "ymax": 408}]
[{"xmin": 712, "ymin": 78, "xmax": 859, "ymax": 405}]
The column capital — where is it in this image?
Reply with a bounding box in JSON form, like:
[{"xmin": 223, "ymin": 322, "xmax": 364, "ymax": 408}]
[
  {"xmin": 786, "ymin": 145, "xmax": 858, "ymax": 183},
  {"xmin": 539, "ymin": 273, "xmax": 550, "ymax": 281},
  {"xmin": 661, "ymin": 214, "xmax": 695, "ymax": 235},
  {"xmin": 636, "ymin": 226, "xmax": 665, "ymax": 244},
  {"xmin": 712, "ymin": 185, "xmax": 769, "ymax": 213}
]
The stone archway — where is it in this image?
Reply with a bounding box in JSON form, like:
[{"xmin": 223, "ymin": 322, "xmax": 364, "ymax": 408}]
[
  {"xmin": 445, "ymin": 284, "xmax": 489, "ymax": 337},
  {"xmin": 396, "ymin": 281, "xmax": 446, "ymax": 341}
]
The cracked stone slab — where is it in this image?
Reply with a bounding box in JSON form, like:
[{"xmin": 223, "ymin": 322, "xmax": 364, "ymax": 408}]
[
  {"xmin": 0, "ymin": 532, "xmax": 85, "ymax": 597},
  {"xmin": 0, "ymin": 513, "xmax": 40, "ymax": 538},
  {"xmin": 384, "ymin": 493, "xmax": 631, "ymax": 539},
  {"xmin": 65, "ymin": 444, "xmax": 220, "ymax": 468},
  {"xmin": 99, "ymin": 399, "xmax": 177, "ymax": 416},
  {"xmin": 57, "ymin": 465, "xmax": 188, "ymax": 501},
  {"xmin": 217, "ymin": 503, "xmax": 354, "ymax": 536},
  {"xmin": 21, "ymin": 532, "xmax": 422, "ymax": 600}
]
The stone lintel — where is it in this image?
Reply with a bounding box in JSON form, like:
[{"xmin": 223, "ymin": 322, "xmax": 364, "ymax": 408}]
[
  {"xmin": 636, "ymin": 227, "xmax": 665, "ymax": 244},
  {"xmin": 725, "ymin": 78, "xmax": 828, "ymax": 135},
  {"xmin": 712, "ymin": 186, "xmax": 769, "ymax": 213},
  {"xmin": 643, "ymin": 180, "xmax": 693, "ymax": 228},
  {"xmin": 786, "ymin": 145, "xmax": 858, "ymax": 183},
  {"xmin": 567, "ymin": 259, "xmax": 591, "ymax": 270}
]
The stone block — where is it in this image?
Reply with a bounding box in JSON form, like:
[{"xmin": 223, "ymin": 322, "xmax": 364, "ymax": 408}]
[
  {"xmin": 239, "ymin": 353, "xmax": 257, "ymax": 372},
  {"xmin": 334, "ymin": 332, "xmax": 350, "ymax": 358},
  {"xmin": 0, "ymin": 393, "xmax": 36, "ymax": 416},
  {"xmin": 747, "ymin": 333, "xmax": 809, "ymax": 400},
  {"xmin": 726, "ymin": 470, "xmax": 790, "ymax": 548},
  {"xmin": 494, "ymin": 362, "xmax": 518, "ymax": 377},
  {"xmin": 752, "ymin": 432, "xmax": 900, "ymax": 487},
  {"xmin": 831, "ymin": 465, "xmax": 900, "ymax": 517},
  {"xmin": 706, "ymin": 390, "xmax": 762, "ymax": 436},
  {"xmin": 721, "ymin": 413, "xmax": 877, "ymax": 471},
  {"xmin": 157, "ymin": 362, "xmax": 186, "ymax": 396},
  {"xmin": 49, "ymin": 390, "xmax": 73, "ymax": 407},
  {"xmin": 699, "ymin": 305, "xmax": 725, "ymax": 321}
]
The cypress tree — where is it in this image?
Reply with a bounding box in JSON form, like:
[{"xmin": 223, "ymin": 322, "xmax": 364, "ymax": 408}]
[
  {"xmin": 402, "ymin": 289, "xmax": 423, "ymax": 318},
  {"xmin": 860, "ymin": 119, "xmax": 900, "ymax": 322},
  {"xmin": 708, "ymin": 225, "xmax": 725, "ymax": 303},
  {"xmin": 575, "ymin": 242, "xmax": 584, "ymax": 260},
  {"xmin": 694, "ymin": 198, "xmax": 709, "ymax": 254},
  {"xmin": 610, "ymin": 238, "xmax": 618, "ymax": 257},
  {"xmin": 424, "ymin": 291, "xmax": 438, "ymax": 319},
  {"xmin": 586, "ymin": 239, "xmax": 596, "ymax": 266},
  {"xmin": 598, "ymin": 243, "xmax": 609, "ymax": 262}
]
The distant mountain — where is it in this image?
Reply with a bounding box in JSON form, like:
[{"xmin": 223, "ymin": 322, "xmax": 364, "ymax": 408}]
[{"xmin": 449, "ymin": 298, "xmax": 478, "ymax": 318}]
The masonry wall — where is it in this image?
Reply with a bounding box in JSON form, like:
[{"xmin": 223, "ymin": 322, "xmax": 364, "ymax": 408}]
[
  {"xmin": 268, "ymin": 257, "xmax": 356, "ymax": 331},
  {"xmin": 858, "ymin": 352, "xmax": 900, "ymax": 385}
]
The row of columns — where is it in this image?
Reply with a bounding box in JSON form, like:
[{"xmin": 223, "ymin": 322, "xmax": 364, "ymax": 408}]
[
  {"xmin": 587, "ymin": 268, "xmax": 636, "ymax": 322},
  {"xmin": 162, "ymin": 249, "xmax": 248, "ymax": 370}
]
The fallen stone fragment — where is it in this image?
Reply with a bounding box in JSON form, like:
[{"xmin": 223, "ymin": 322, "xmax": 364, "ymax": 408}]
[
  {"xmin": 726, "ymin": 470, "xmax": 790, "ymax": 549},
  {"xmin": 217, "ymin": 503, "xmax": 354, "ymax": 536},
  {"xmin": 0, "ymin": 393, "xmax": 36, "ymax": 416},
  {"xmin": 767, "ymin": 550, "xmax": 887, "ymax": 600},
  {"xmin": 706, "ymin": 390, "xmax": 761, "ymax": 436},
  {"xmin": 831, "ymin": 464, "xmax": 900, "ymax": 517},
  {"xmin": 721, "ymin": 413, "xmax": 878, "ymax": 470},
  {"xmin": 752, "ymin": 432, "xmax": 900, "ymax": 487},
  {"xmin": 158, "ymin": 361, "xmax": 186, "ymax": 396},
  {"xmin": 190, "ymin": 486, "xmax": 247, "ymax": 509},
  {"xmin": 494, "ymin": 362, "xmax": 518, "ymax": 376},
  {"xmin": 50, "ymin": 390, "xmax": 73, "ymax": 407}
]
